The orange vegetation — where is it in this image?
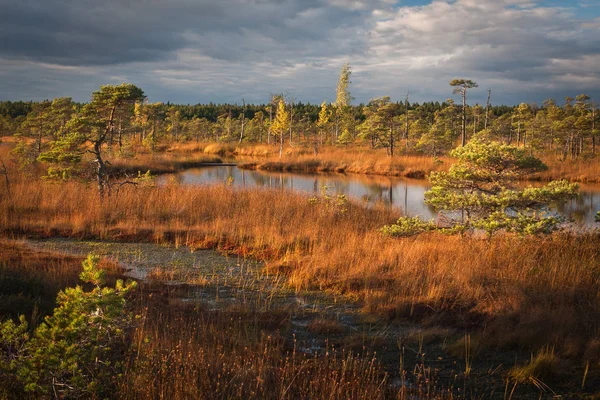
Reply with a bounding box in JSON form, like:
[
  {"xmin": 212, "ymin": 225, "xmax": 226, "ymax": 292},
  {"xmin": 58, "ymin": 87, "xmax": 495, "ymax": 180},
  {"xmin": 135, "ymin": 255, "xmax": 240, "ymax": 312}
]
[{"xmin": 2, "ymin": 169, "xmax": 599, "ymax": 359}]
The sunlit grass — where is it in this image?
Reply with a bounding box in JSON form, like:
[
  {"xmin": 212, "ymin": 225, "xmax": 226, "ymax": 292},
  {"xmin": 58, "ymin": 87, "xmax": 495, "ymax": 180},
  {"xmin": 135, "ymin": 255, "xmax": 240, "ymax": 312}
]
[{"xmin": 2, "ymin": 167, "xmax": 599, "ymax": 359}]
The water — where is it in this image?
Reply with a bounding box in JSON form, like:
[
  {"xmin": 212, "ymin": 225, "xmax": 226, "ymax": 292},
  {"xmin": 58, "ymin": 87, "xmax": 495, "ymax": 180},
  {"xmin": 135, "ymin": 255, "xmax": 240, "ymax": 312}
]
[{"xmin": 158, "ymin": 165, "xmax": 600, "ymax": 226}]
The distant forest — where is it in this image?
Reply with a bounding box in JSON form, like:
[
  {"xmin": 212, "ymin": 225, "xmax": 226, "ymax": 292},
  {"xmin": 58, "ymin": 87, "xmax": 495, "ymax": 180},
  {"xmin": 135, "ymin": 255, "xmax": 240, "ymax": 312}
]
[{"xmin": 0, "ymin": 91, "xmax": 596, "ymax": 160}]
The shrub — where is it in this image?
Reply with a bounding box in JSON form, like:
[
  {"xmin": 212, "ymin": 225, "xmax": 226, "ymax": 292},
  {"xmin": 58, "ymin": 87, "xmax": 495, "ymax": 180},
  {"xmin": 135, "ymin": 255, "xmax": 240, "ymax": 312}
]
[{"xmin": 0, "ymin": 254, "xmax": 137, "ymax": 398}]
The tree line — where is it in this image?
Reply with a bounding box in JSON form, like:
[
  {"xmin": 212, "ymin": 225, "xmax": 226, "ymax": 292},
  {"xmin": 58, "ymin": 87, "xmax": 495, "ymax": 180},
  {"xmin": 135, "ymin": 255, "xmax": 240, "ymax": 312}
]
[{"xmin": 2, "ymin": 66, "xmax": 598, "ymax": 165}]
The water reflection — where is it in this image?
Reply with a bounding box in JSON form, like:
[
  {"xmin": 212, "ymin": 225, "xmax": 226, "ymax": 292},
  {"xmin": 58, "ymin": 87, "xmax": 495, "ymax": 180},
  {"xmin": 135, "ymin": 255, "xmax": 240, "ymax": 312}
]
[{"xmin": 157, "ymin": 166, "xmax": 600, "ymax": 226}]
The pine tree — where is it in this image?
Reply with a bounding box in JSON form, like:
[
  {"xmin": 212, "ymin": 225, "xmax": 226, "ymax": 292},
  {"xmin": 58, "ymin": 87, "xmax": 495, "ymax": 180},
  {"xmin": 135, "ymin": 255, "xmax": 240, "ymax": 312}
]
[
  {"xmin": 383, "ymin": 139, "xmax": 579, "ymax": 237},
  {"xmin": 450, "ymin": 79, "xmax": 478, "ymax": 146}
]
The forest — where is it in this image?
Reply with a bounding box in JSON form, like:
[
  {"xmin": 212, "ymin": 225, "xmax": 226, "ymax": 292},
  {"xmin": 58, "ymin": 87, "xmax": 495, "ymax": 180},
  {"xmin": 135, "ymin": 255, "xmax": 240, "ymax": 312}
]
[{"xmin": 1, "ymin": 92, "xmax": 595, "ymax": 162}]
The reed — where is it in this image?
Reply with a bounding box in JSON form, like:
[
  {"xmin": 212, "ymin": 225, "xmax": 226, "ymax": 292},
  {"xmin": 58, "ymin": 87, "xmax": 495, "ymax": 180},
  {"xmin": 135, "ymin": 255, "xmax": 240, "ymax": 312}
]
[
  {"xmin": 107, "ymin": 152, "xmax": 222, "ymax": 176},
  {"xmin": 120, "ymin": 305, "xmax": 391, "ymax": 400},
  {"xmin": 237, "ymin": 146, "xmax": 447, "ymax": 178},
  {"xmin": 535, "ymin": 155, "xmax": 600, "ymax": 183},
  {"xmin": 2, "ymin": 172, "xmax": 599, "ymax": 358}
]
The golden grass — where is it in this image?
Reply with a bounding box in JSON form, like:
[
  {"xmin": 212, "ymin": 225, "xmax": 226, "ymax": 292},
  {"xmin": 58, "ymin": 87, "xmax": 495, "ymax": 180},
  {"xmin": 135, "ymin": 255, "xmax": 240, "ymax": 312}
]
[
  {"xmin": 509, "ymin": 348, "xmax": 562, "ymax": 384},
  {"xmin": 237, "ymin": 145, "xmax": 447, "ymax": 178},
  {"xmin": 176, "ymin": 142, "xmax": 600, "ymax": 182},
  {"xmin": 536, "ymin": 155, "xmax": 600, "ymax": 183},
  {"xmin": 2, "ymin": 169, "xmax": 599, "ymax": 359},
  {"xmin": 0, "ymin": 240, "xmax": 124, "ymax": 320},
  {"xmin": 5, "ymin": 136, "xmax": 600, "ymax": 182},
  {"xmin": 108, "ymin": 152, "xmax": 223, "ymax": 176},
  {"xmin": 165, "ymin": 141, "xmax": 208, "ymax": 153},
  {"xmin": 156, "ymin": 142, "xmax": 446, "ymax": 178},
  {"xmin": 121, "ymin": 307, "xmax": 390, "ymax": 399},
  {"xmin": 237, "ymin": 145, "xmax": 600, "ymax": 182},
  {"xmin": 2, "ymin": 142, "xmax": 600, "ymax": 394},
  {"xmin": 0, "ymin": 240, "xmax": 405, "ymax": 400},
  {"xmin": 234, "ymin": 144, "xmax": 281, "ymax": 157},
  {"xmin": 203, "ymin": 142, "xmax": 236, "ymax": 156}
]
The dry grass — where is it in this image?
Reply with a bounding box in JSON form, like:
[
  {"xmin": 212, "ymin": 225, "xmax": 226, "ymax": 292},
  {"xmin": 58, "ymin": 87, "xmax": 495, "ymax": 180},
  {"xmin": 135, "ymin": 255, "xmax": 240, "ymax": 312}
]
[
  {"xmin": 509, "ymin": 348, "xmax": 562, "ymax": 384},
  {"xmin": 5, "ymin": 136, "xmax": 600, "ymax": 182},
  {"xmin": 0, "ymin": 240, "xmax": 124, "ymax": 320},
  {"xmin": 2, "ymin": 141, "xmax": 599, "ymax": 360},
  {"xmin": 0, "ymin": 241, "xmax": 404, "ymax": 400},
  {"xmin": 203, "ymin": 142, "xmax": 236, "ymax": 156},
  {"xmin": 2, "ymin": 168, "xmax": 599, "ymax": 360},
  {"xmin": 2, "ymin": 141, "xmax": 600, "ymax": 395},
  {"xmin": 120, "ymin": 306, "xmax": 390, "ymax": 400},
  {"xmin": 535, "ymin": 155, "xmax": 600, "ymax": 183},
  {"xmin": 234, "ymin": 144, "xmax": 282, "ymax": 157},
  {"xmin": 166, "ymin": 141, "xmax": 208, "ymax": 153},
  {"xmin": 108, "ymin": 152, "xmax": 223, "ymax": 176},
  {"xmin": 155, "ymin": 142, "xmax": 447, "ymax": 178},
  {"xmin": 237, "ymin": 145, "xmax": 447, "ymax": 178}
]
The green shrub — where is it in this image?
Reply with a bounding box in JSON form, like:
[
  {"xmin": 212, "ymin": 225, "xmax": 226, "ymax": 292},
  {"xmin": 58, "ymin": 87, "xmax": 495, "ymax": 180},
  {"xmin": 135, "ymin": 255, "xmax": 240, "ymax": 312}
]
[{"xmin": 0, "ymin": 254, "xmax": 136, "ymax": 398}]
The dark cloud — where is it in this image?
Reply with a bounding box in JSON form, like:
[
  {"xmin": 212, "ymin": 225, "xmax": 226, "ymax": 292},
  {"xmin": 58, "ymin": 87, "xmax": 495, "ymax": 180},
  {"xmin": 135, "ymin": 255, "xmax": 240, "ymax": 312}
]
[
  {"xmin": 0, "ymin": 0, "xmax": 599, "ymax": 104},
  {"xmin": 0, "ymin": 0, "xmax": 368, "ymax": 65}
]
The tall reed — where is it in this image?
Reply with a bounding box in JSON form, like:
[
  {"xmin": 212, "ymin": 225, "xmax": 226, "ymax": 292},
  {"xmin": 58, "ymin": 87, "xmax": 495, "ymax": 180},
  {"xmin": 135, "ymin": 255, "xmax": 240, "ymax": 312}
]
[{"xmin": 2, "ymin": 175, "xmax": 599, "ymax": 357}]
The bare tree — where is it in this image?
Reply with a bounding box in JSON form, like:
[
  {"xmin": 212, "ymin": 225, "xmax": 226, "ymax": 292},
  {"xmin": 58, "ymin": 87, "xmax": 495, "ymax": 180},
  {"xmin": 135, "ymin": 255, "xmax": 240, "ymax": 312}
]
[
  {"xmin": 450, "ymin": 79, "xmax": 478, "ymax": 146},
  {"xmin": 484, "ymin": 88, "xmax": 492, "ymax": 130},
  {"xmin": 239, "ymin": 98, "xmax": 246, "ymax": 144},
  {"xmin": 404, "ymin": 91, "xmax": 410, "ymax": 149}
]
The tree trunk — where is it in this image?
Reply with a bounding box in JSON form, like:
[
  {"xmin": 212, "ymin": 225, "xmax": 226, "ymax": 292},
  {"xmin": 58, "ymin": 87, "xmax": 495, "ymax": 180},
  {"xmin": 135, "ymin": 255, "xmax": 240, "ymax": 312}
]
[
  {"xmin": 389, "ymin": 124, "xmax": 394, "ymax": 157},
  {"xmin": 94, "ymin": 140, "xmax": 106, "ymax": 197},
  {"xmin": 592, "ymin": 106, "xmax": 596, "ymax": 154},
  {"xmin": 239, "ymin": 101, "xmax": 246, "ymax": 144},
  {"xmin": 461, "ymin": 90, "xmax": 467, "ymax": 147},
  {"xmin": 118, "ymin": 118, "xmax": 123, "ymax": 149},
  {"xmin": 96, "ymin": 105, "xmax": 116, "ymax": 197},
  {"xmin": 279, "ymin": 128, "xmax": 283, "ymax": 159},
  {"xmin": 405, "ymin": 93, "xmax": 410, "ymax": 149},
  {"xmin": 334, "ymin": 111, "xmax": 339, "ymax": 143},
  {"xmin": 289, "ymin": 101, "xmax": 294, "ymax": 145},
  {"xmin": 484, "ymin": 89, "xmax": 491, "ymax": 130},
  {"xmin": 268, "ymin": 107, "xmax": 272, "ymax": 145}
]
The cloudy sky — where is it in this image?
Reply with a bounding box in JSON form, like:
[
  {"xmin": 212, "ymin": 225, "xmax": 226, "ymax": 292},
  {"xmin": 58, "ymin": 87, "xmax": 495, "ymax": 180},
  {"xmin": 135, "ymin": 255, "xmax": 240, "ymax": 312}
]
[{"xmin": 1, "ymin": 0, "xmax": 599, "ymax": 105}]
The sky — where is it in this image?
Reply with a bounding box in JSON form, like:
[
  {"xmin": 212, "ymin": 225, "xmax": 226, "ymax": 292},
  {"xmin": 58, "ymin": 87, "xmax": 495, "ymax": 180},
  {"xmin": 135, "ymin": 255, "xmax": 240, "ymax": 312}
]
[{"xmin": 1, "ymin": 0, "xmax": 599, "ymax": 105}]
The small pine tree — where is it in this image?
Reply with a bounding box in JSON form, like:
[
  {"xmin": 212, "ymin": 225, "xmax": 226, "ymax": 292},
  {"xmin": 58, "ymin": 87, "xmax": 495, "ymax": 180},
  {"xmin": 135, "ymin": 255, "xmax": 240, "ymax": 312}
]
[
  {"xmin": 383, "ymin": 139, "xmax": 579, "ymax": 237},
  {"xmin": 0, "ymin": 254, "xmax": 137, "ymax": 398}
]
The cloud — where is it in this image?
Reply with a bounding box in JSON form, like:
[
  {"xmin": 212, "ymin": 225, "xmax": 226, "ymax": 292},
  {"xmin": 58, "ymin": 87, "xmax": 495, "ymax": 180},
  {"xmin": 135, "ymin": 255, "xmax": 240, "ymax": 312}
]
[
  {"xmin": 0, "ymin": 0, "xmax": 599, "ymax": 104},
  {"xmin": 352, "ymin": 0, "xmax": 600, "ymax": 104}
]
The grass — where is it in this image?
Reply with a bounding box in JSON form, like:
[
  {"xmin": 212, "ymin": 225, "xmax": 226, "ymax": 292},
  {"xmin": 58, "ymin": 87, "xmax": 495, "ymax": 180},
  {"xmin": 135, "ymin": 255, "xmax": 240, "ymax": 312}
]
[
  {"xmin": 0, "ymin": 240, "xmax": 124, "ymax": 320},
  {"xmin": 509, "ymin": 348, "xmax": 561, "ymax": 384},
  {"xmin": 163, "ymin": 142, "xmax": 600, "ymax": 182},
  {"xmin": 308, "ymin": 318, "xmax": 346, "ymax": 334},
  {"xmin": 201, "ymin": 142, "xmax": 600, "ymax": 184},
  {"xmin": 107, "ymin": 152, "xmax": 223, "ymax": 176},
  {"xmin": 5, "ymin": 137, "xmax": 600, "ymax": 182},
  {"xmin": 236, "ymin": 145, "xmax": 447, "ymax": 179},
  {"xmin": 2, "ymin": 167, "xmax": 599, "ymax": 360},
  {"xmin": 536, "ymin": 155, "xmax": 600, "ymax": 183},
  {"xmin": 121, "ymin": 306, "xmax": 390, "ymax": 399},
  {"xmin": 146, "ymin": 142, "xmax": 447, "ymax": 178}
]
